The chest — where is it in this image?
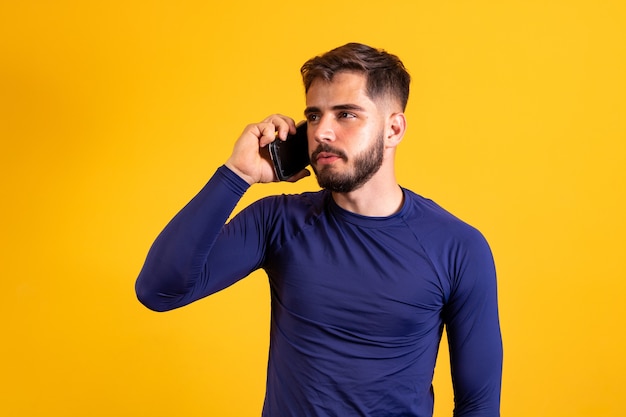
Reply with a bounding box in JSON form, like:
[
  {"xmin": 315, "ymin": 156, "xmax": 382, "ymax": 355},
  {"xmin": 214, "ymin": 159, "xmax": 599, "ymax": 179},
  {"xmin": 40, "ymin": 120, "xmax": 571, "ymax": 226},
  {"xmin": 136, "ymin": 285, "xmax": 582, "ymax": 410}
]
[{"xmin": 264, "ymin": 220, "xmax": 449, "ymax": 338}]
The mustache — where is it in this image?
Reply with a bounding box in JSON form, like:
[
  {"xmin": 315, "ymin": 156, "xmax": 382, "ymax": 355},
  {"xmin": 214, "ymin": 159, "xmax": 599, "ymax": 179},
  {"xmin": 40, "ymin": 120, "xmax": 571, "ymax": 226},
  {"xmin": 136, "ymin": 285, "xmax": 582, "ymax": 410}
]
[{"xmin": 311, "ymin": 144, "xmax": 348, "ymax": 161}]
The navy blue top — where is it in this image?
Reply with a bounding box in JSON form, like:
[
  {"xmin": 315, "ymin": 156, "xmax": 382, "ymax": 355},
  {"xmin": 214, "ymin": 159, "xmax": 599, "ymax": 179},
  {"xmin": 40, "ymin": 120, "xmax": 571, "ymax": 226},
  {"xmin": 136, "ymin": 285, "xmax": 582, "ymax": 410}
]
[{"xmin": 136, "ymin": 166, "xmax": 502, "ymax": 417}]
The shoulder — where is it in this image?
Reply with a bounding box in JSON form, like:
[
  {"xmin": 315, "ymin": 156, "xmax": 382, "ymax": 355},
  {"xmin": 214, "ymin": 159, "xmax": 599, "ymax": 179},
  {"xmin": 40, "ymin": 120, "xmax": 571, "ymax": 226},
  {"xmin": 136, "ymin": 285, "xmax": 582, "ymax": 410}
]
[
  {"xmin": 402, "ymin": 189, "xmax": 486, "ymax": 244},
  {"xmin": 234, "ymin": 190, "xmax": 329, "ymax": 239},
  {"xmin": 401, "ymin": 191, "xmax": 497, "ymax": 306},
  {"xmin": 252, "ymin": 190, "xmax": 328, "ymax": 218},
  {"xmin": 401, "ymin": 189, "xmax": 494, "ymax": 278}
]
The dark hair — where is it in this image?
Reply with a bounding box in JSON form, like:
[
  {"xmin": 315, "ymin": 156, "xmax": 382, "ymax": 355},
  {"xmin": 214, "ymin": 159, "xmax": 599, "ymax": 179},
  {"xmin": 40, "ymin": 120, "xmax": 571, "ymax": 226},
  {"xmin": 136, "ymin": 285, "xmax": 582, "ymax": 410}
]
[{"xmin": 300, "ymin": 43, "xmax": 411, "ymax": 111}]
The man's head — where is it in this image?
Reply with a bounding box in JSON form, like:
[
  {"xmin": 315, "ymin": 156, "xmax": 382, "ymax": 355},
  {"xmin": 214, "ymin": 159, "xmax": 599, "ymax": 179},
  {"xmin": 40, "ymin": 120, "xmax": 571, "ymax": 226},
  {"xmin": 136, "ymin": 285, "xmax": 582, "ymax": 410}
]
[{"xmin": 300, "ymin": 43, "xmax": 411, "ymax": 112}]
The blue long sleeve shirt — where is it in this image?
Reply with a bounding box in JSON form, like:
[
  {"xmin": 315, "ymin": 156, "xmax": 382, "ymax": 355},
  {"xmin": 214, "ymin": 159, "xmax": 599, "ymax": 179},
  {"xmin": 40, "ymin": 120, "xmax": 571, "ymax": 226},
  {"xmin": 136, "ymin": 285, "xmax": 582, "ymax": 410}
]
[{"xmin": 136, "ymin": 166, "xmax": 503, "ymax": 417}]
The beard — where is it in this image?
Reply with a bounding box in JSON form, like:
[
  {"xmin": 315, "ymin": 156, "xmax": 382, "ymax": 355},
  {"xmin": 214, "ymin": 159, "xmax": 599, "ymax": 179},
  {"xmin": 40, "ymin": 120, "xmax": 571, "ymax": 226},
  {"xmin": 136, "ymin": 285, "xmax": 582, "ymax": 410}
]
[{"xmin": 311, "ymin": 131, "xmax": 385, "ymax": 193}]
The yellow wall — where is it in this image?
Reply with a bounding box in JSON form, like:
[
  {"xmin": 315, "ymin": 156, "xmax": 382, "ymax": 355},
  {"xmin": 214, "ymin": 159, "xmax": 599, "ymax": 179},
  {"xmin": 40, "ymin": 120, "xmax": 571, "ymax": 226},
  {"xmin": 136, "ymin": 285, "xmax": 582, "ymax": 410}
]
[{"xmin": 1, "ymin": 1, "xmax": 625, "ymax": 416}]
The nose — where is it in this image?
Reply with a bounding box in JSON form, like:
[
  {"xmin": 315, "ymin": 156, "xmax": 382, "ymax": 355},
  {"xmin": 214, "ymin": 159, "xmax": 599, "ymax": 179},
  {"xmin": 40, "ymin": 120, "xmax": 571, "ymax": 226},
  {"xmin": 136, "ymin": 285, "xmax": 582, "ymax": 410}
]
[{"xmin": 311, "ymin": 116, "xmax": 336, "ymax": 144}]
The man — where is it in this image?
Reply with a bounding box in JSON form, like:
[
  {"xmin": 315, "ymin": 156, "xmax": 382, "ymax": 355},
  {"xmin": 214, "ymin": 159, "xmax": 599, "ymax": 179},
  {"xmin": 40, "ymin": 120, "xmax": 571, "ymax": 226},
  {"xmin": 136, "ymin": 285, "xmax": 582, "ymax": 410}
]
[{"xmin": 136, "ymin": 43, "xmax": 503, "ymax": 416}]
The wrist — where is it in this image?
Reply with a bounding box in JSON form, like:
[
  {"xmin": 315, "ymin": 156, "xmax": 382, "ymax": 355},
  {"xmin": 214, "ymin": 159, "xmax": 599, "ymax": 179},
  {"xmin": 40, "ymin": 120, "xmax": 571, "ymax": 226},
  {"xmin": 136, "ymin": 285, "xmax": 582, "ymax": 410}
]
[{"xmin": 224, "ymin": 161, "xmax": 256, "ymax": 185}]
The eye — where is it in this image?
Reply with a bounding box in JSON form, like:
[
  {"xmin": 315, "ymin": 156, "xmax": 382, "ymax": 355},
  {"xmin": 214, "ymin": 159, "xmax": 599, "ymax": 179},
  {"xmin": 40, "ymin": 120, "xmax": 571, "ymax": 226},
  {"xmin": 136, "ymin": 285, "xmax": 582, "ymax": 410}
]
[
  {"xmin": 338, "ymin": 112, "xmax": 356, "ymax": 119},
  {"xmin": 306, "ymin": 113, "xmax": 320, "ymax": 122}
]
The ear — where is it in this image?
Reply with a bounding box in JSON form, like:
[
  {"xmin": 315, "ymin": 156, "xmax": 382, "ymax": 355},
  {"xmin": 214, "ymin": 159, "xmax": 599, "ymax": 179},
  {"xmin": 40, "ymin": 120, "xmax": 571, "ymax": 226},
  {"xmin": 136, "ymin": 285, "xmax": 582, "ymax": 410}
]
[{"xmin": 385, "ymin": 112, "xmax": 407, "ymax": 148}]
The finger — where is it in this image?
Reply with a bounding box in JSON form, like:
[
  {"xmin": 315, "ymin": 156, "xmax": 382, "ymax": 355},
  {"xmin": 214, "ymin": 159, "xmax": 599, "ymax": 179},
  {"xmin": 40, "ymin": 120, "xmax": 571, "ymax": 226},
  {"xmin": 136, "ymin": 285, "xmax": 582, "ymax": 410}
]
[
  {"xmin": 257, "ymin": 122, "xmax": 279, "ymax": 147},
  {"xmin": 277, "ymin": 119, "xmax": 297, "ymax": 141},
  {"xmin": 262, "ymin": 114, "xmax": 296, "ymax": 141}
]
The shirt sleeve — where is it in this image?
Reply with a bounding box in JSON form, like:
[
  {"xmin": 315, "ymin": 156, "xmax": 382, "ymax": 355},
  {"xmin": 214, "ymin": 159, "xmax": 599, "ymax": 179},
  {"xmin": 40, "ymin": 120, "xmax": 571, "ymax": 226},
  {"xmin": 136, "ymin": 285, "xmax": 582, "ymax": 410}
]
[
  {"xmin": 443, "ymin": 230, "xmax": 503, "ymax": 417},
  {"xmin": 135, "ymin": 165, "xmax": 259, "ymax": 312}
]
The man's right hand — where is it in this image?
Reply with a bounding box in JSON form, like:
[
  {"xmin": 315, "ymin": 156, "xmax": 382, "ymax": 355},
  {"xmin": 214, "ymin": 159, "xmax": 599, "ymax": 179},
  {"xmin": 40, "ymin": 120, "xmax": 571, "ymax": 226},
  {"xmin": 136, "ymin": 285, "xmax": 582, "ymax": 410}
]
[{"xmin": 225, "ymin": 114, "xmax": 310, "ymax": 185}]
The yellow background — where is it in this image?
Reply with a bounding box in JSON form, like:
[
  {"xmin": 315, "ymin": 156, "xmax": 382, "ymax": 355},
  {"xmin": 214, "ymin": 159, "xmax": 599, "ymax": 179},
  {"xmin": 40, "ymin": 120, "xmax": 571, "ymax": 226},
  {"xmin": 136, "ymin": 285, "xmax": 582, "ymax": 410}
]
[{"xmin": 1, "ymin": 1, "xmax": 625, "ymax": 416}]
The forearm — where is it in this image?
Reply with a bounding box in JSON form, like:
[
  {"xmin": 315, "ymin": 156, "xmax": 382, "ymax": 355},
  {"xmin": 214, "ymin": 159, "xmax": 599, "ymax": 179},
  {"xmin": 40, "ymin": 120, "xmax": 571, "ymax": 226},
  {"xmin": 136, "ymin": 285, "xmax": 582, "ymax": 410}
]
[
  {"xmin": 449, "ymin": 325, "xmax": 503, "ymax": 417},
  {"xmin": 135, "ymin": 165, "xmax": 250, "ymax": 311}
]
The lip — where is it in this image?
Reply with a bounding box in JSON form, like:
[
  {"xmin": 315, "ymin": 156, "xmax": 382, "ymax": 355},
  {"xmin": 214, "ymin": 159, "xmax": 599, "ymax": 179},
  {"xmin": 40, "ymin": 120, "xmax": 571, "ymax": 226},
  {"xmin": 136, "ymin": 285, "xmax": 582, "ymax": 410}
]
[{"xmin": 315, "ymin": 152, "xmax": 343, "ymax": 164}]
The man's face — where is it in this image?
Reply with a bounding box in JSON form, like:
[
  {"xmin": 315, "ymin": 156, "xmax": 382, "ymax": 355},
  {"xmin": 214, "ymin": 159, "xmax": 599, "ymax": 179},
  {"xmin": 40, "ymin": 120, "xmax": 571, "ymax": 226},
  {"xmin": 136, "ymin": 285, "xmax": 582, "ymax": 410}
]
[{"xmin": 304, "ymin": 72, "xmax": 387, "ymax": 193}]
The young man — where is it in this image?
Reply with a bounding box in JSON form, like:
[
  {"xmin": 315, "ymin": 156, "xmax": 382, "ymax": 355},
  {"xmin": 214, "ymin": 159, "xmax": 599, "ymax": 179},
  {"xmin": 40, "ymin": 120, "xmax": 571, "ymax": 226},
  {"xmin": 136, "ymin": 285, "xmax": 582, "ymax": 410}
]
[{"xmin": 136, "ymin": 43, "xmax": 503, "ymax": 417}]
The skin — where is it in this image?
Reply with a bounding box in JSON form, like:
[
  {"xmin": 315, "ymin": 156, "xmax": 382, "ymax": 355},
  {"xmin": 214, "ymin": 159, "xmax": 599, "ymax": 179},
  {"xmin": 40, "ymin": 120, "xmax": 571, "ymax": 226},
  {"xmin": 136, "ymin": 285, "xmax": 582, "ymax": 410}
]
[{"xmin": 225, "ymin": 71, "xmax": 407, "ymax": 217}]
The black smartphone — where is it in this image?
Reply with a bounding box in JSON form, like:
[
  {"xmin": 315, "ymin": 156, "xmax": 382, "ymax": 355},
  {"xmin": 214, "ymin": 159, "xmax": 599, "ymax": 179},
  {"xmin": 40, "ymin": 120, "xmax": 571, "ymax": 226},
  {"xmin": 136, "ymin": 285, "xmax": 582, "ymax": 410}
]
[{"xmin": 269, "ymin": 122, "xmax": 310, "ymax": 181}]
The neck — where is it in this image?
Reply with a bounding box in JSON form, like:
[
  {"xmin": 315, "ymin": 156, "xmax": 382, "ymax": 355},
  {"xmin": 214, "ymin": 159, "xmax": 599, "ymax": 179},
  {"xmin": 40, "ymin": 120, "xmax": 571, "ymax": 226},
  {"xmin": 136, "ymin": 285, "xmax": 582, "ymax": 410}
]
[{"xmin": 331, "ymin": 173, "xmax": 404, "ymax": 217}]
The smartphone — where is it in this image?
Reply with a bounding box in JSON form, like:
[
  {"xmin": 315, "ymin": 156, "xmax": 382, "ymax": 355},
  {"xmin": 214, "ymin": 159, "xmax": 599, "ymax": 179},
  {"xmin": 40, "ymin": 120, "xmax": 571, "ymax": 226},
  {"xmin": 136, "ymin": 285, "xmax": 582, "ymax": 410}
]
[{"xmin": 269, "ymin": 122, "xmax": 310, "ymax": 181}]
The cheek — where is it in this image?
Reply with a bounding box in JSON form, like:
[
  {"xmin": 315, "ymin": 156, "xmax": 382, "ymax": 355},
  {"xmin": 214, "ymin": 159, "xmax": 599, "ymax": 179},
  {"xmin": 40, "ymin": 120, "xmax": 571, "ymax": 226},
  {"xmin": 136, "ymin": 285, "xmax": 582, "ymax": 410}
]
[
  {"xmin": 339, "ymin": 123, "xmax": 370, "ymax": 146},
  {"xmin": 347, "ymin": 124, "xmax": 382, "ymax": 152}
]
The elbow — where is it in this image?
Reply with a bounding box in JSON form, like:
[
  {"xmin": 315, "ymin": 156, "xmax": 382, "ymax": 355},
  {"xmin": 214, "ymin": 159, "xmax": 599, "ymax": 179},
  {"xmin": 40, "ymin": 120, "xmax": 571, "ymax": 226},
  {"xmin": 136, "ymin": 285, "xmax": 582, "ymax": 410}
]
[
  {"xmin": 136, "ymin": 292, "xmax": 168, "ymax": 313},
  {"xmin": 135, "ymin": 278, "xmax": 177, "ymax": 313}
]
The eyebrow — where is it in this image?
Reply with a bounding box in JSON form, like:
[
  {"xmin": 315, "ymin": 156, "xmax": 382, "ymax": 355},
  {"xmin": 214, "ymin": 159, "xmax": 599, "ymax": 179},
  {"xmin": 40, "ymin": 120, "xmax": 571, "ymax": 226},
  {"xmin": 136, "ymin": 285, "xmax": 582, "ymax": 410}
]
[{"xmin": 304, "ymin": 103, "xmax": 366, "ymax": 116}]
